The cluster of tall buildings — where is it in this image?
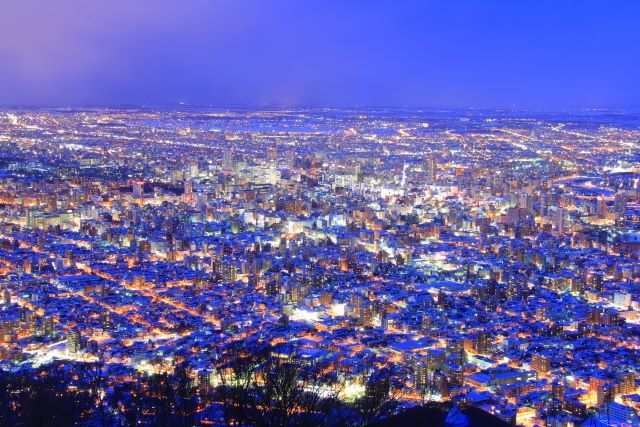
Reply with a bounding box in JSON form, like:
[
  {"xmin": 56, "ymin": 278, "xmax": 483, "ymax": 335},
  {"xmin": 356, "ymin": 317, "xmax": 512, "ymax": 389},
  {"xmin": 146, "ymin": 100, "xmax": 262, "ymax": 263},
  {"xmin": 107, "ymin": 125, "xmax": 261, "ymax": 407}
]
[{"xmin": 0, "ymin": 107, "xmax": 639, "ymax": 426}]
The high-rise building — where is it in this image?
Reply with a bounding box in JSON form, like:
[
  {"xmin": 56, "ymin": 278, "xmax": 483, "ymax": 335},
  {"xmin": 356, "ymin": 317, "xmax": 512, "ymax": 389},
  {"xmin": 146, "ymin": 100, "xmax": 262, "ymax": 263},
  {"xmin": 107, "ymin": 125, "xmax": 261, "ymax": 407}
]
[
  {"xmin": 267, "ymin": 146, "xmax": 278, "ymax": 161},
  {"xmin": 597, "ymin": 196, "xmax": 607, "ymax": 218},
  {"xmin": 195, "ymin": 192, "xmax": 207, "ymax": 211},
  {"xmin": 427, "ymin": 349, "xmax": 446, "ymax": 373},
  {"xmin": 616, "ymin": 372, "xmax": 636, "ymax": 395},
  {"xmin": 223, "ymin": 149, "xmax": 235, "ymax": 171},
  {"xmin": 614, "ymin": 193, "xmax": 627, "ymax": 216},
  {"xmin": 531, "ymin": 353, "xmax": 551, "ymax": 373},
  {"xmin": 551, "ymin": 381, "xmax": 565, "ymax": 401},
  {"xmin": 67, "ymin": 328, "xmax": 81, "ymax": 354},
  {"xmin": 554, "ymin": 207, "xmax": 565, "ymax": 235},
  {"xmin": 183, "ymin": 179, "xmax": 194, "ymax": 204},
  {"xmin": 413, "ymin": 357, "xmax": 429, "ymax": 389},
  {"xmin": 427, "ymin": 157, "xmax": 437, "ymax": 182},
  {"xmin": 132, "ymin": 179, "xmax": 144, "ymax": 200},
  {"xmin": 614, "ymin": 292, "xmax": 631, "ymax": 309}
]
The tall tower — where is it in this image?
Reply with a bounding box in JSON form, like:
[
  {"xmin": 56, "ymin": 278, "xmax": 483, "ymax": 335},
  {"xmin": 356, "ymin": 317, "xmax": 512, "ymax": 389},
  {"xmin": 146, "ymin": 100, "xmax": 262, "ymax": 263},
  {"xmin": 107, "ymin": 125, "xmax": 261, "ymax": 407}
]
[{"xmin": 427, "ymin": 157, "xmax": 437, "ymax": 182}]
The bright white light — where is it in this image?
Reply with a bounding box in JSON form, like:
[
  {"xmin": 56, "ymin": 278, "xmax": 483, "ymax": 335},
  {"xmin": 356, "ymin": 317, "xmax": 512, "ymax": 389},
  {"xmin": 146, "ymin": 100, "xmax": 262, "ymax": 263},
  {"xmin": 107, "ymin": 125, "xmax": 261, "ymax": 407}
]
[
  {"xmin": 330, "ymin": 303, "xmax": 346, "ymax": 317},
  {"xmin": 341, "ymin": 381, "xmax": 365, "ymax": 401},
  {"xmin": 290, "ymin": 308, "xmax": 320, "ymax": 322}
]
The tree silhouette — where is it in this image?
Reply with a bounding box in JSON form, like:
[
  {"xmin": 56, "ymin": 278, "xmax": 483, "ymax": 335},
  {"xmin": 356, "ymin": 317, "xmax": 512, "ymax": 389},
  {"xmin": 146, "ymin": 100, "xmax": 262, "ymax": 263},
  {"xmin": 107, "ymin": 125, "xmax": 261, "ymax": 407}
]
[
  {"xmin": 174, "ymin": 361, "xmax": 198, "ymax": 427},
  {"xmin": 81, "ymin": 353, "xmax": 110, "ymax": 427},
  {"xmin": 5, "ymin": 363, "xmax": 93, "ymax": 427},
  {"xmin": 354, "ymin": 369, "xmax": 399, "ymax": 426},
  {"xmin": 214, "ymin": 343, "xmax": 343, "ymax": 427},
  {"xmin": 214, "ymin": 341, "xmax": 271, "ymax": 426}
]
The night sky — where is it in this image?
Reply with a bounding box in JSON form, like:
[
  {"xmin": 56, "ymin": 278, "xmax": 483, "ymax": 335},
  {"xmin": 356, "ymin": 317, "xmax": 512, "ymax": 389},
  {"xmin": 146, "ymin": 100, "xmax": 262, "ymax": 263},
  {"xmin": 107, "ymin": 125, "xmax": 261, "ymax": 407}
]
[{"xmin": 1, "ymin": 0, "xmax": 639, "ymax": 109}]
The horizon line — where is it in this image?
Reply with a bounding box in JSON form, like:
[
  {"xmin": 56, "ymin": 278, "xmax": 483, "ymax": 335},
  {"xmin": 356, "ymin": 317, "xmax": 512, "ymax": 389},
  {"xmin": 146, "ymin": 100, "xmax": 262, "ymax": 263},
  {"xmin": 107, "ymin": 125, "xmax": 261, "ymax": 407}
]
[{"xmin": 1, "ymin": 103, "xmax": 639, "ymax": 114}]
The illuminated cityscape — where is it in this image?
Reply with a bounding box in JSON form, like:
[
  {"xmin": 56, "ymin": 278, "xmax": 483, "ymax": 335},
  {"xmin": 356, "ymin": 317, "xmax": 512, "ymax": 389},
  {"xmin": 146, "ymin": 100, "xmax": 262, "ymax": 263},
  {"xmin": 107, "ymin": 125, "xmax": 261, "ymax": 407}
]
[
  {"xmin": 0, "ymin": 107, "xmax": 638, "ymax": 426},
  {"xmin": 1, "ymin": 1, "xmax": 640, "ymax": 426}
]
